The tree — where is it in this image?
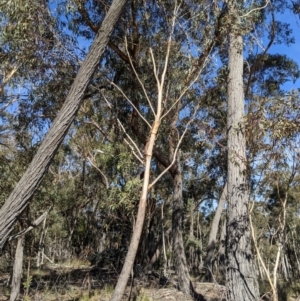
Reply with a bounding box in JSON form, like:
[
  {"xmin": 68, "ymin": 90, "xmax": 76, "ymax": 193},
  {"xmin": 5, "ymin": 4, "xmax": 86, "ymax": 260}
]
[
  {"xmin": 225, "ymin": 1, "xmax": 260, "ymax": 300},
  {"xmin": 247, "ymin": 91, "xmax": 300, "ymax": 300},
  {"xmin": 109, "ymin": 3, "xmax": 199, "ymax": 298},
  {"xmin": 71, "ymin": 1, "xmax": 224, "ymax": 297},
  {"xmin": 2, "ymin": 1, "xmax": 300, "ymax": 300},
  {"xmin": 0, "ymin": 0, "xmax": 128, "ymax": 252},
  {"xmin": 204, "ymin": 182, "xmax": 227, "ymax": 279}
]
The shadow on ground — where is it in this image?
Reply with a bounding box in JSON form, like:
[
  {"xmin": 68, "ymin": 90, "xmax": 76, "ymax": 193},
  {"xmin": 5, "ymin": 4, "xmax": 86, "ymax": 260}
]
[{"xmin": 0, "ymin": 263, "xmax": 226, "ymax": 301}]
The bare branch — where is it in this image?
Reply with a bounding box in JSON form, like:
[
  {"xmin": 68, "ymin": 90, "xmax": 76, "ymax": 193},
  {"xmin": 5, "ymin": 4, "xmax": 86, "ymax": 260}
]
[
  {"xmin": 240, "ymin": 0, "xmax": 270, "ymax": 18},
  {"xmin": 149, "ymin": 103, "xmax": 199, "ymax": 189},
  {"xmin": 124, "ymin": 37, "xmax": 155, "ymax": 116},
  {"xmin": 87, "ymin": 155, "xmax": 109, "ymax": 189},
  {"xmin": 162, "ymin": 53, "xmax": 211, "ymax": 119},
  {"xmin": 84, "ymin": 119, "xmax": 112, "ymax": 142},
  {"xmin": 149, "ymin": 48, "xmax": 160, "ymax": 90},
  {"xmin": 116, "ymin": 119, "xmax": 144, "ymax": 161},
  {"xmin": 8, "ymin": 207, "xmax": 52, "ymax": 241},
  {"xmin": 101, "ymin": 91, "xmax": 144, "ymax": 161},
  {"xmin": 109, "ymin": 81, "xmax": 152, "ymax": 128},
  {"xmin": 0, "ymin": 64, "xmax": 19, "ymax": 94},
  {"xmin": 123, "ymin": 138, "xmax": 144, "ymax": 164}
]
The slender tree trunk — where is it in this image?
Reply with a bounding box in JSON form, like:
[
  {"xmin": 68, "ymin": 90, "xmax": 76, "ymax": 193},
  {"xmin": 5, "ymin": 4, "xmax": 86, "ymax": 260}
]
[
  {"xmin": 10, "ymin": 236, "xmax": 24, "ymax": 301},
  {"xmin": 162, "ymin": 202, "xmax": 168, "ymax": 277},
  {"xmin": 0, "ymin": 0, "xmax": 128, "ymax": 252},
  {"xmin": 172, "ymin": 157, "xmax": 191, "ymax": 295},
  {"xmin": 226, "ymin": 7, "xmax": 260, "ymax": 300},
  {"xmin": 111, "ymin": 26, "xmax": 175, "ymax": 298},
  {"xmin": 197, "ymin": 211, "xmax": 203, "ymax": 268},
  {"xmin": 291, "ymin": 230, "xmax": 300, "ymax": 276},
  {"xmin": 218, "ymin": 219, "xmax": 226, "ymax": 275},
  {"xmin": 110, "ymin": 121, "xmax": 161, "ymax": 301},
  {"xmin": 188, "ymin": 203, "xmax": 195, "ymax": 271},
  {"xmin": 37, "ymin": 218, "xmax": 47, "ymax": 268},
  {"xmin": 204, "ymin": 183, "xmax": 227, "ymax": 278}
]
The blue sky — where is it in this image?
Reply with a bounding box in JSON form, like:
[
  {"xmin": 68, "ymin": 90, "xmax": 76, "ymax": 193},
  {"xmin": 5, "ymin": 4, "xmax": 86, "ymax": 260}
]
[{"xmin": 270, "ymin": 9, "xmax": 300, "ymax": 91}]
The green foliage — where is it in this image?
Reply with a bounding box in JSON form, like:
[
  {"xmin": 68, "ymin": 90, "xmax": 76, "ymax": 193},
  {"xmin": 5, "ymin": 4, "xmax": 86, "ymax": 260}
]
[
  {"xmin": 1, "ymin": 0, "xmax": 300, "ymax": 296},
  {"xmin": 185, "ymin": 236, "xmax": 201, "ymax": 249},
  {"xmin": 23, "ymin": 274, "xmax": 33, "ymax": 294}
]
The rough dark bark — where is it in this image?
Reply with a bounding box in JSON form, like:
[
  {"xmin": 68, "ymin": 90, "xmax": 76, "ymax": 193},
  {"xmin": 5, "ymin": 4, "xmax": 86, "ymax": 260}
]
[
  {"xmin": 166, "ymin": 100, "xmax": 192, "ymax": 295},
  {"xmin": 204, "ymin": 183, "xmax": 227, "ymax": 278},
  {"xmin": 172, "ymin": 159, "xmax": 191, "ymax": 295},
  {"xmin": 225, "ymin": 5, "xmax": 260, "ymax": 300},
  {"xmin": 10, "ymin": 236, "xmax": 24, "ymax": 301},
  {"xmin": 0, "ymin": 0, "xmax": 127, "ymax": 252}
]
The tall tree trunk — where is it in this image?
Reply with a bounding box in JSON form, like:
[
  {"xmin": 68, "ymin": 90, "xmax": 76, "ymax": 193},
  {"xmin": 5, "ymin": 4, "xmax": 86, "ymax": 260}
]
[
  {"xmin": 167, "ymin": 97, "xmax": 191, "ymax": 295},
  {"xmin": 172, "ymin": 157, "xmax": 191, "ymax": 295},
  {"xmin": 10, "ymin": 236, "xmax": 24, "ymax": 301},
  {"xmin": 0, "ymin": 0, "xmax": 127, "ymax": 252},
  {"xmin": 204, "ymin": 183, "xmax": 227, "ymax": 279},
  {"xmin": 226, "ymin": 4, "xmax": 260, "ymax": 300}
]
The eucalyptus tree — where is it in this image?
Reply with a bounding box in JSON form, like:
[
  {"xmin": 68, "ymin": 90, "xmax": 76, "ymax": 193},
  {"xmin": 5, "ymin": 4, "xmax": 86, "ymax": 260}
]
[
  {"xmin": 225, "ymin": 0, "xmax": 261, "ymax": 299},
  {"xmin": 0, "ymin": 0, "xmax": 75, "ymax": 130},
  {"xmin": 2, "ymin": 0, "xmax": 300, "ymax": 300},
  {"xmin": 224, "ymin": 0, "xmax": 300, "ymax": 299},
  {"xmin": 70, "ymin": 1, "xmax": 228, "ymax": 298},
  {"xmin": 0, "ymin": 0, "xmax": 128, "ymax": 252},
  {"xmin": 245, "ymin": 92, "xmax": 300, "ymax": 299},
  {"xmin": 68, "ymin": 1, "xmax": 219, "ymax": 292}
]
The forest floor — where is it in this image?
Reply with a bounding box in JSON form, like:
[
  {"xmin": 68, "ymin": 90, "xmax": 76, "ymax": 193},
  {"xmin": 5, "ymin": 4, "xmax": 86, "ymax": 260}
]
[
  {"xmin": 0, "ymin": 260, "xmax": 227, "ymax": 301},
  {"xmin": 2, "ymin": 259, "xmax": 300, "ymax": 300}
]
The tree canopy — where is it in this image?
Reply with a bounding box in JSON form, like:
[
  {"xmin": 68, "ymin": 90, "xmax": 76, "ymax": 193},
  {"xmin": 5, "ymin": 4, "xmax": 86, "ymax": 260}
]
[{"xmin": 1, "ymin": 1, "xmax": 300, "ymax": 301}]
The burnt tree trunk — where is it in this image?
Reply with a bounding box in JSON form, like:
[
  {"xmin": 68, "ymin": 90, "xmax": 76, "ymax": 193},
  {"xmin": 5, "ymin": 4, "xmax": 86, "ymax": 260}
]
[
  {"xmin": 225, "ymin": 3, "xmax": 260, "ymax": 300},
  {"xmin": 0, "ymin": 0, "xmax": 127, "ymax": 252}
]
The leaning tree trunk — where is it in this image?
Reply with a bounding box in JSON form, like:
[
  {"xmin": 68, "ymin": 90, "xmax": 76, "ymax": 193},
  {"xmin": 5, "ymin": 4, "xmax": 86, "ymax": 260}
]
[
  {"xmin": 110, "ymin": 119, "xmax": 161, "ymax": 301},
  {"xmin": 225, "ymin": 4, "xmax": 260, "ymax": 301},
  {"xmin": 0, "ymin": 0, "xmax": 127, "ymax": 252}
]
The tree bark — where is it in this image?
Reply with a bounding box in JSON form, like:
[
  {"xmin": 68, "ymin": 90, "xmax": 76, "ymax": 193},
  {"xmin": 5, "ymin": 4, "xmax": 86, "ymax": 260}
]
[
  {"xmin": 0, "ymin": 0, "xmax": 128, "ymax": 252},
  {"xmin": 225, "ymin": 8, "xmax": 260, "ymax": 301},
  {"xmin": 110, "ymin": 121, "xmax": 161, "ymax": 301},
  {"xmin": 10, "ymin": 236, "xmax": 24, "ymax": 301},
  {"xmin": 172, "ymin": 158, "xmax": 191, "ymax": 294},
  {"xmin": 37, "ymin": 218, "xmax": 47, "ymax": 268},
  {"xmin": 218, "ymin": 219, "xmax": 226, "ymax": 275},
  {"xmin": 204, "ymin": 183, "xmax": 227, "ymax": 278}
]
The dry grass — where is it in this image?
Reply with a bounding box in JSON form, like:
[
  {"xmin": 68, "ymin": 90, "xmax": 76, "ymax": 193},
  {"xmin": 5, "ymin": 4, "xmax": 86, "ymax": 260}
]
[{"xmin": 0, "ymin": 258, "xmax": 229, "ymax": 301}]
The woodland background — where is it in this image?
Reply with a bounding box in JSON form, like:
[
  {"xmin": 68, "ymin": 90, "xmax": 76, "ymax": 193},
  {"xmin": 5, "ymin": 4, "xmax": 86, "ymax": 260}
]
[{"xmin": 1, "ymin": 0, "xmax": 300, "ymax": 300}]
